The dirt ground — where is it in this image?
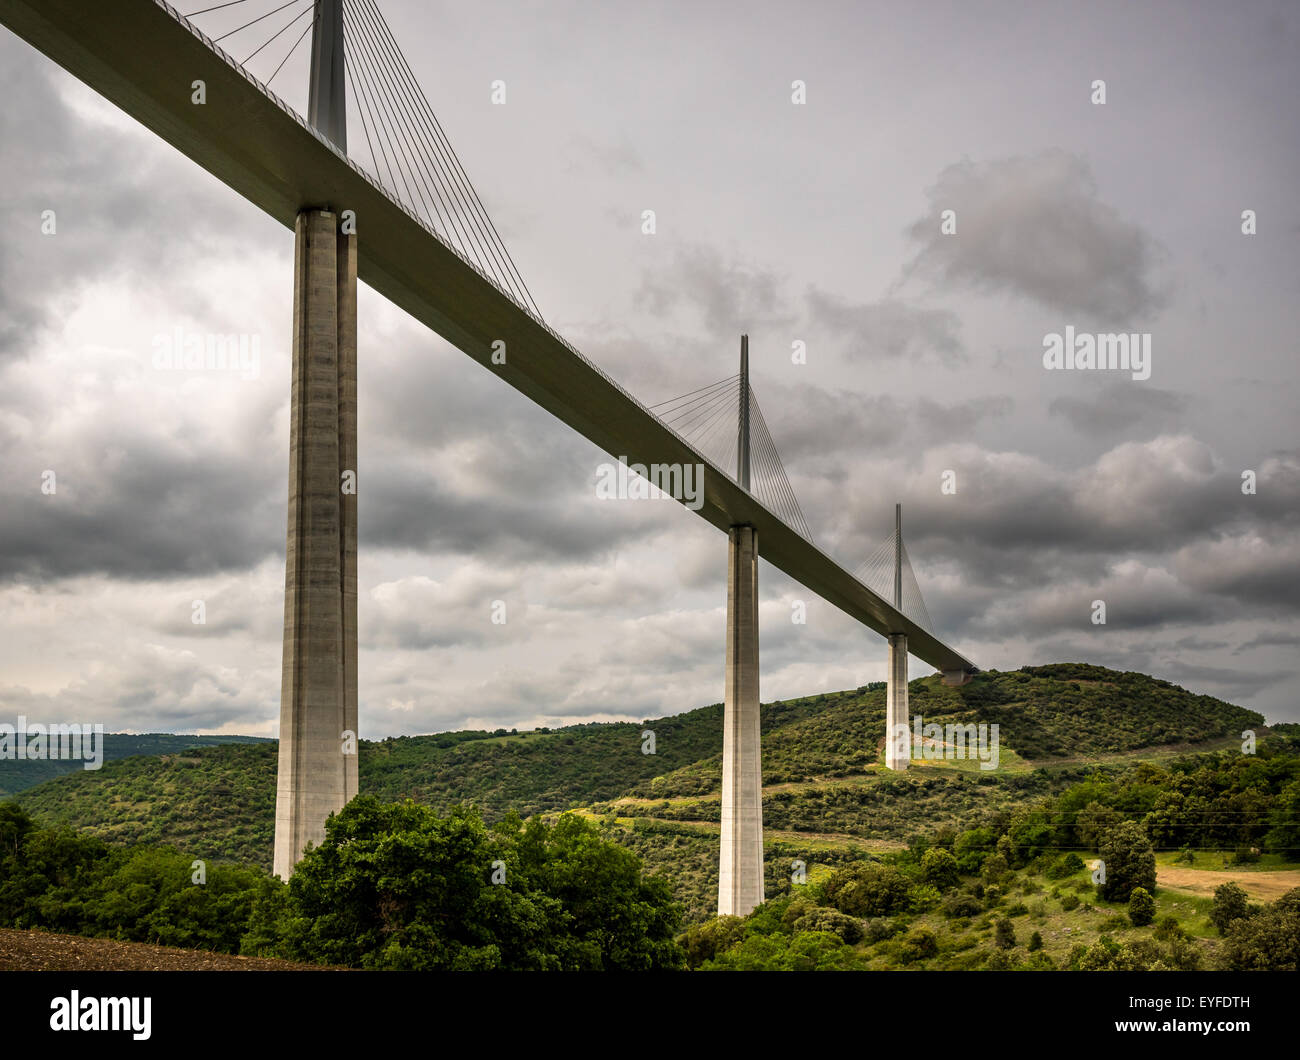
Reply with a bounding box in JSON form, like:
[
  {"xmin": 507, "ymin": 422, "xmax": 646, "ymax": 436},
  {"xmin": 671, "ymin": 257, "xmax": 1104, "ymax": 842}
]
[
  {"xmin": 1157, "ymin": 866, "xmax": 1300, "ymax": 902},
  {"xmin": 0, "ymin": 928, "xmax": 342, "ymax": 971}
]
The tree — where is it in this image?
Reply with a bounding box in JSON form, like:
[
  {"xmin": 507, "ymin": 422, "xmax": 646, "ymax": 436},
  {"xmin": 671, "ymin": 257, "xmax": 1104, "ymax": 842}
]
[
  {"xmin": 1028, "ymin": 930, "xmax": 1043, "ymax": 951},
  {"xmin": 792, "ymin": 908, "xmax": 864, "ymax": 944},
  {"xmin": 678, "ymin": 916, "xmax": 745, "ymax": 969},
  {"xmin": 980, "ymin": 852, "xmax": 1010, "ymax": 886},
  {"xmin": 1217, "ymin": 889, "xmax": 1300, "ymax": 971},
  {"xmin": 995, "ymin": 918, "xmax": 1017, "ymax": 949},
  {"xmin": 1211, "ymin": 882, "xmax": 1250, "ymax": 935},
  {"xmin": 701, "ymin": 930, "xmax": 854, "ymax": 971},
  {"xmin": 821, "ymin": 863, "xmax": 911, "ymax": 918},
  {"xmin": 953, "ymin": 827, "xmax": 996, "ymax": 874},
  {"xmin": 1096, "ymin": 821, "xmax": 1156, "ymax": 903},
  {"xmin": 1128, "ymin": 887, "xmax": 1156, "ymax": 927},
  {"xmin": 282, "ymin": 796, "xmax": 683, "ymax": 970},
  {"xmin": 1076, "ymin": 802, "xmax": 1122, "ymax": 851},
  {"xmin": 920, "ymin": 848, "xmax": 959, "ymax": 891}
]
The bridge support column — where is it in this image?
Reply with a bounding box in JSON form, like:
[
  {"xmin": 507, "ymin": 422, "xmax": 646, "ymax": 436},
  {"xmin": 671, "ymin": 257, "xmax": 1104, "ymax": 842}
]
[
  {"xmin": 719, "ymin": 525, "xmax": 764, "ymax": 916},
  {"xmin": 273, "ymin": 208, "xmax": 358, "ymax": 880},
  {"xmin": 886, "ymin": 633, "xmax": 909, "ymax": 771}
]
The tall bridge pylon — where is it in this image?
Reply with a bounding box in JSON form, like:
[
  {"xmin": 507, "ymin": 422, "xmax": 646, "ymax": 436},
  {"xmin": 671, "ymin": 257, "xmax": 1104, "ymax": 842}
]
[
  {"xmin": 0, "ymin": 0, "xmax": 979, "ymax": 892},
  {"xmin": 718, "ymin": 336, "xmax": 764, "ymax": 917},
  {"xmin": 273, "ymin": 0, "xmax": 358, "ymax": 880}
]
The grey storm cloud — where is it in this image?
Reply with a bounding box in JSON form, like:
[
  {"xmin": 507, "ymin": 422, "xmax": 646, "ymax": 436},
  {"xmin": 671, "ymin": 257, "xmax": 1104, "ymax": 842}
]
[
  {"xmin": 805, "ymin": 289, "xmax": 963, "ymax": 364},
  {"xmin": 636, "ymin": 244, "xmax": 795, "ymax": 336},
  {"xmin": 0, "ymin": 43, "xmax": 276, "ymax": 362},
  {"xmin": 2, "ymin": 0, "xmax": 1298, "ymax": 730},
  {"xmin": 1049, "ymin": 381, "xmax": 1189, "ymax": 437},
  {"xmin": 901, "ymin": 150, "xmax": 1166, "ymax": 323},
  {"xmin": 760, "ymin": 384, "xmax": 1013, "ymax": 467}
]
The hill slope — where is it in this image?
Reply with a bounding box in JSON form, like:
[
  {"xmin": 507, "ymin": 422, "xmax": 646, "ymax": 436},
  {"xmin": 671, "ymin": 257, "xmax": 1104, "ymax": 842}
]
[
  {"xmin": 0, "ymin": 733, "xmax": 271, "ymax": 798},
  {"xmin": 12, "ymin": 664, "xmax": 1265, "ymax": 892}
]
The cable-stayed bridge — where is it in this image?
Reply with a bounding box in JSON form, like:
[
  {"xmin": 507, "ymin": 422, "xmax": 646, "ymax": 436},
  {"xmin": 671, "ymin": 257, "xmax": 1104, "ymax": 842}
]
[{"xmin": 1, "ymin": 0, "xmax": 977, "ymax": 916}]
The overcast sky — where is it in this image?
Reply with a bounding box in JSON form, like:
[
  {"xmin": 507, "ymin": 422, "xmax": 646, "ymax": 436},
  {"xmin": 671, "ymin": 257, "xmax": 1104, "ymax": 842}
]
[{"xmin": 1, "ymin": 0, "xmax": 1297, "ymax": 739}]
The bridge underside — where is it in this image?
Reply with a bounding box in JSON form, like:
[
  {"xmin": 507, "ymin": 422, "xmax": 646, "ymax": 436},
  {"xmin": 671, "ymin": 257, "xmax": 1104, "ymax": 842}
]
[{"xmin": 0, "ymin": 0, "xmax": 977, "ymax": 680}]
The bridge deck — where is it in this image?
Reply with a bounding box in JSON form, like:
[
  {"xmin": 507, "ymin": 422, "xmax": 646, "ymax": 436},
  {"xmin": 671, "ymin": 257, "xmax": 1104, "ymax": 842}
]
[{"xmin": 1, "ymin": 0, "xmax": 977, "ymax": 677}]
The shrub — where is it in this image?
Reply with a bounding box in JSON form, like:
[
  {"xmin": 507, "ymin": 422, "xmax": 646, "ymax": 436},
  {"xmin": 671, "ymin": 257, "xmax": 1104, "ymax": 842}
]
[
  {"xmin": 1211, "ymin": 882, "xmax": 1250, "ymax": 935},
  {"xmin": 981, "ymin": 853, "xmax": 1010, "ymax": 885},
  {"xmin": 1217, "ymin": 892, "xmax": 1300, "ymax": 971},
  {"xmin": 994, "ymin": 918, "xmax": 1017, "ymax": 950},
  {"xmin": 862, "ymin": 917, "xmax": 902, "ymax": 944},
  {"xmin": 920, "ymin": 848, "xmax": 960, "ymax": 891},
  {"xmin": 897, "ymin": 927, "xmax": 938, "ymax": 962},
  {"xmin": 1153, "ymin": 915, "xmax": 1186, "ymax": 942},
  {"xmin": 1045, "ymin": 852, "xmax": 1085, "ymax": 880},
  {"xmin": 908, "ymin": 883, "xmax": 942, "ymax": 913},
  {"xmin": 1128, "ymin": 887, "xmax": 1156, "ymax": 927},
  {"xmin": 942, "ymin": 893, "xmax": 983, "ymax": 919},
  {"xmin": 792, "ymin": 908, "xmax": 864, "ymax": 944},
  {"xmin": 1028, "ymin": 930, "xmax": 1043, "ymax": 951},
  {"xmin": 1096, "ymin": 821, "xmax": 1157, "ymax": 903},
  {"xmin": 821, "ymin": 863, "xmax": 912, "ymax": 918},
  {"xmin": 679, "ymin": 916, "xmax": 746, "ymax": 969}
]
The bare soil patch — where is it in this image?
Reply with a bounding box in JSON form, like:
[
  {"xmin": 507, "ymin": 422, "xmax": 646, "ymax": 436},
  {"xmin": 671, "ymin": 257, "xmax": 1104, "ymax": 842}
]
[{"xmin": 0, "ymin": 928, "xmax": 342, "ymax": 971}]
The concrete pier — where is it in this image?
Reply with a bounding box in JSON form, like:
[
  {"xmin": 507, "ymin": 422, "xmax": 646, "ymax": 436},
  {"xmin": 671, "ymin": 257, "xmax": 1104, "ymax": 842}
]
[
  {"xmin": 273, "ymin": 208, "xmax": 358, "ymax": 879},
  {"xmin": 885, "ymin": 502, "xmax": 909, "ymax": 771},
  {"xmin": 886, "ymin": 632, "xmax": 909, "ymax": 771},
  {"xmin": 719, "ymin": 524, "xmax": 764, "ymax": 915}
]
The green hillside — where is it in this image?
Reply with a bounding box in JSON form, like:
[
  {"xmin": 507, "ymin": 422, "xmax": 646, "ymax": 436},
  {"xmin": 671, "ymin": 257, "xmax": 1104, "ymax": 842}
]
[
  {"xmin": 12, "ymin": 664, "xmax": 1267, "ymax": 903},
  {"xmin": 0, "ymin": 733, "xmax": 271, "ymax": 798}
]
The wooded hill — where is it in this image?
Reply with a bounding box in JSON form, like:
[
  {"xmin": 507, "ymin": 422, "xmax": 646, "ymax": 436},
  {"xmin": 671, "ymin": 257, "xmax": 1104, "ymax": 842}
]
[{"xmin": 12, "ymin": 663, "xmax": 1267, "ymax": 916}]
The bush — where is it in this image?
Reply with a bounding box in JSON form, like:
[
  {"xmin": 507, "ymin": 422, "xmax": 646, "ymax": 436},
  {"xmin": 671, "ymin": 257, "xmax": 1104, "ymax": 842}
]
[
  {"xmin": 282, "ymin": 797, "xmax": 683, "ymax": 970},
  {"xmin": 1128, "ymin": 887, "xmax": 1156, "ymax": 927},
  {"xmin": 994, "ymin": 918, "xmax": 1017, "ymax": 950},
  {"xmin": 953, "ymin": 828, "xmax": 995, "ymax": 874},
  {"xmin": 1217, "ymin": 892, "xmax": 1300, "ymax": 971},
  {"xmin": 1211, "ymin": 882, "xmax": 1250, "ymax": 935},
  {"xmin": 897, "ymin": 927, "xmax": 938, "ymax": 962},
  {"xmin": 702, "ymin": 930, "xmax": 854, "ymax": 971},
  {"xmin": 1096, "ymin": 821, "xmax": 1156, "ymax": 903},
  {"xmin": 980, "ymin": 853, "xmax": 1010, "ymax": 885},
  {"xmin": 821, "ymin": 863, "xmax": 912, "ymax": 919},
  {"xmin": 908, "ymin": 883, "xmax": 942, "ymax": 913},
  {"xmin": 792, "ymin": 908, "xmax": 864, "ymax": 944},
  {"xmin": 1028, "ymin": 930, "xmax": 1043, "ymax": 951},
  {"xmin": 1045, "ymin": 852, "xmax": 1085, "ymax": 880},
  {"xmin": 1153, "ymin": 915, "xmax": 1187, "ymax": 942},
  {"xmin": 862, "ymin": 917, "xmax": 902, "ymax": 944},
  {"xmin": 920, "ymin": 848, "xmax": 960, "ymax": 891},
  {"xmin": 942, "ymin": 893, "xmax": 983, "ymax": 919},
  {"xmin": 679, "ymin": 916, "xmax": 746, "ymax": 969}
]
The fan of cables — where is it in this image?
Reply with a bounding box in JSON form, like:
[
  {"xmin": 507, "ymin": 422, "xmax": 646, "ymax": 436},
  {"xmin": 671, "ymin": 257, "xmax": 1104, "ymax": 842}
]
[
  {"xmin": 647, "ymin": 375, "xmax": 814, "ymax": 543},
  {"xmin": 180, "ymin": 0, "xmax": 543, "ymax": 321}
]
